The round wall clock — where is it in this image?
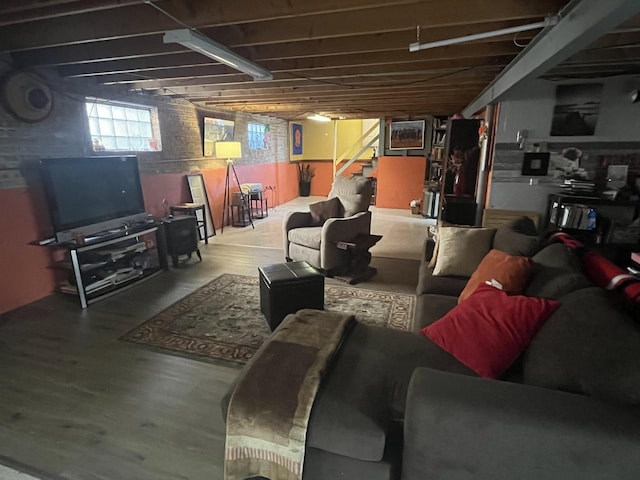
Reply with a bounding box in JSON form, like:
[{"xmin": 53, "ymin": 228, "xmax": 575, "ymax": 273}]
[{"xmin": 0, "ymin": 70, "xmax": 54, "ymax": 122}]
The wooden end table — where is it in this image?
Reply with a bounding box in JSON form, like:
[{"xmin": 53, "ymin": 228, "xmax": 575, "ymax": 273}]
[{"xmin": 335, "ymin": 234, "xmax": 383, "ymax": 284}]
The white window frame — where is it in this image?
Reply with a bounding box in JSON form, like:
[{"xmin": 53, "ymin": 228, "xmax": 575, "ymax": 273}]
[
  {"xmin": 247, "ymin": 122, "xmax": 266, "ymax": 150},
  {"xmin": 85, "ymin": 98, "xmax": 162, "ymax": 152}
]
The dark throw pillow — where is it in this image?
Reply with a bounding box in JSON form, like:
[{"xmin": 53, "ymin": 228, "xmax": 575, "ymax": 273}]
[
  {"xmin": 422, "ymin": 284, "xmax": 559, "ymax": 379},
  {"xmin": 308, "ymin": 197, "xmax": 341, "ymax": 226},
  {"xmin": 493, "ymin": 216, "xmax": 541, "ymax": 257}
]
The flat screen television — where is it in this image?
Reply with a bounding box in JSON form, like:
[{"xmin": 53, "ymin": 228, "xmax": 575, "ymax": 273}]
[{"xmin": 40, "ymin": 156, "xmax": 147, "ymax": 243}]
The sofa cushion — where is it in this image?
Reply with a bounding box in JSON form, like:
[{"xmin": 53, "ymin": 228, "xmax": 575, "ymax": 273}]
[
  {"xmin": 524, "ymin": 244, "xmax": 592, "ymax": 299},
  {"xmin": 309, "ymin": 197, "xmax": 341, "ymax": 226},
  {"xmin": 328, "ymin": 176, "xmax": 372, "ymax": 217},
  {"xmin": 493, "ymin": 217, "xmax": 541, "ymax": 257},
  {"xmin": 422, "ymin": 284, "xmax": 560, "ymax": 379},
  {"xmin": 416, "ymin": 263, "xmax": 468, "ymax": 297},
  {"xmin": 288, "ymin": 226, "xmax": 323, "ymax": 249},
  {"xmin": 459, "ymin": 249, "xmax": 534, "ymax": 303},
  {"xmin": 414, "ymin": 293, "xmax": 459, "ymax": 332},
  {"xmin": 307, "ymin": 322, "xmax": 474, "ymax": 461},
  {"xmin": 522, "ymin": 287, "xmax": 640, "ymax": 405},
  {"xmin": 431, "ymin": 227, "xmax": 496, "ymax": 277}
]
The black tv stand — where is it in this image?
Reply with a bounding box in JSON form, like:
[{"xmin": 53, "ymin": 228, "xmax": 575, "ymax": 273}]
[{"xmin": 46, "ymin": 225, "xmax": 166, "ymax": 308}]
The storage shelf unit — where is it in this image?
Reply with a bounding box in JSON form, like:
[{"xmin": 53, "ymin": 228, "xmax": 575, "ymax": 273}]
[
  {"xmin": 546, "ymin": 193, "xmax": 640, "ymax": 244},
  {"xmin": 49, "ymin": 225, "xmax": 165, "ymax": 308}
]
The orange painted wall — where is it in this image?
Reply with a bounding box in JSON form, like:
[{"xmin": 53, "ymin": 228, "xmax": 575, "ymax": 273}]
[
  {"xmin": 140, "ymin": 162, "xmax": 302, "ymax": 232},
  {"xmin": 0, "ymin": 157, "xmax": 379, "ymax": 314},
  {"xmin": 0, "ymin": 161, "xmax": 303, "ymax": 314},
  {"xmin": 300, "ymin": 161, "xmax": 369, "ymax": 196},
  {"xmin": 0, "ymin": 188, "xmax": 58, "ymax": 314},
  {"xmin": 375, "ymin": 156, "xmax": 426, "ymax": 209}
]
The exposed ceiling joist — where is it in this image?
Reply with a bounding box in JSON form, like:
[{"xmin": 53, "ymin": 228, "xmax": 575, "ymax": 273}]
[
  {"xmin": 1, "ymin": 0, "xmax": 638, "ymax": 120},
  {"xmin": 463, "ymin": 0, "xmax": 640, "ymax": 116}
]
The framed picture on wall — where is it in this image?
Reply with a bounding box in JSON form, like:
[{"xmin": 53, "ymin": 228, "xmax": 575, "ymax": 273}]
[
  {"xmin": 292, "ymin": 123, "xmax": 303, "ymax": 154},
  {"xmin": 550, "ymin": 83, "xmax": 602, "ymax": 136},
  {"xmin": 203, "ymin": 117, "xmax": 234, "ymax": 156},
  {"xmin": 521, "ymin": 152, "xmax": 550, "ymax": 176},
  {"xmin": 389, "ymin": 120, "xmax": 425, "ymax": 150}
]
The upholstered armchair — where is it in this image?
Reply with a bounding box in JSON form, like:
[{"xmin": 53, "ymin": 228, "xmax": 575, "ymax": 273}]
[{"xmin": 283, "ymin": 176, "xmax": 373, "ymax": 275}]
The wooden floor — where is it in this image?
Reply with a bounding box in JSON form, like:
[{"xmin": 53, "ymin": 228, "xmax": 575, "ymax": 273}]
[{"xmin": 0, "ymin": 239, "xmax": 420, "ymax": 480}]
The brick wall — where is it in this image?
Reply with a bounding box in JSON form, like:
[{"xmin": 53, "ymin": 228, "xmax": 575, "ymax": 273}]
[{"xmin": 0, "ymin": 64, "xmax": 292, "ymax": 313}]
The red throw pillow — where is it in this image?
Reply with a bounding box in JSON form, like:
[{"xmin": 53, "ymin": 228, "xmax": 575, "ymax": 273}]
[
  {"xmin": 422, "ymin": 284, "xmax": 559, "ymax": 379},
  {"xmin": 459, "ymin": 249, "xmax": 533, "ymax": 303}
]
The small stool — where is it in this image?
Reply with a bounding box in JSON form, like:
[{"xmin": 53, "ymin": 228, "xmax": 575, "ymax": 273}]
[
  {"xmin": 170, "ymin": 203, "xmax": 211, "ymax": 243},
  {"xmin": 258, "ymin": 261, "xmax": 324, "ymax": 330}
]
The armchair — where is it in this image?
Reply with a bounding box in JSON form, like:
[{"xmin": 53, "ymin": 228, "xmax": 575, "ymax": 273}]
[{"xmin": 283, "ymin": 176, "xmax": 374, "ymax": 275}]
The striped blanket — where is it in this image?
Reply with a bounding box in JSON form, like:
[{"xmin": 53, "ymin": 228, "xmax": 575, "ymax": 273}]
[{"xmin": 225, "ymin": 309, "xmax": 354, "ymax": 480}]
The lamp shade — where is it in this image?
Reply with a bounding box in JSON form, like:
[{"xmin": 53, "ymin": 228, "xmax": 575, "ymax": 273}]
[{"xmin": 215, "ymin": 141, "xmax": 242, "ymax": 159}]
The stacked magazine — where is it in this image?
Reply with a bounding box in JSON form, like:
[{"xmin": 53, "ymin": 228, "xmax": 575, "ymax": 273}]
[{"xmin": 560, "ymin": 179, "xmax": 596, "ymax": 195}]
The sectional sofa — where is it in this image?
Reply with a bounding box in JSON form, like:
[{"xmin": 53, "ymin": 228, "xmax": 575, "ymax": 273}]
[{"xmin": 223, "ymin": 218, "xmax": 640, "ymax": 480}]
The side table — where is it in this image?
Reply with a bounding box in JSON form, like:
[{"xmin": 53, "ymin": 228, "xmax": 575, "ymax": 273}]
[
  {"xmin": 335, "ymin": 233, "xmax": 383, "ymax": 284},
  {"xmin": 170, "ymin": 203, "xmax": 212, "ymax": 243},
  {"xmin": 250, "ymin": 193, "xmax": 268, "ymax": 219}
]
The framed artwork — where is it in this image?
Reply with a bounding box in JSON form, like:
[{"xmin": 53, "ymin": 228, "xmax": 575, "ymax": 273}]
[
  {"xmin": 550, "ymin": 83, "xmax": 603, "ymax": 136},
  {"xmin": 521, "ymin": 152, "xmax": 550, "ymax": 176},
  {"xmin": 186, "ymin": 174, "xmax": 216, "ymax": 238},
  {"xmin": 292, "ymin": 123, "xmax": 303, "ymax": 154},
  {"xmin": 389, "ymin": 120, "xmax": 425, "ymax": 150},
  {"xmin": 203, "ymin": 117, "xmax": 234, "ymax": 156}
]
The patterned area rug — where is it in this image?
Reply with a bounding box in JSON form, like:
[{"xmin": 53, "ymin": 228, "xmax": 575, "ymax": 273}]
[{"xmin": 121, "ymin": 273, "xmax": 415, "ymax": 366}]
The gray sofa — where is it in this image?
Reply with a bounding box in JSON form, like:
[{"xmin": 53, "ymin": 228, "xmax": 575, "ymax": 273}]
[{"xmin": 224, "ymin": 219, "xmax": 640, "ymax": 479}]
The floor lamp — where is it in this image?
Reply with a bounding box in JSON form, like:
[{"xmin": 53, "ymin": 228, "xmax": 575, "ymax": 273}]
[{"xmin": 217, "ymin": 141, "xmax": 254, "ymax": 233}]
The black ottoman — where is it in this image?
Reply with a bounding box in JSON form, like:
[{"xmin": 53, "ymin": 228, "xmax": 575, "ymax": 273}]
[{"xmin": 258, "ymin": 261, "xmax": 324, "ymax": 330}]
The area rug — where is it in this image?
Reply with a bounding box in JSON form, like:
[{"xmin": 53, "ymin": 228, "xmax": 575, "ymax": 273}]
[{"xmin": 121, "ymin": 273, "xmax": 415, "ymax": 366}]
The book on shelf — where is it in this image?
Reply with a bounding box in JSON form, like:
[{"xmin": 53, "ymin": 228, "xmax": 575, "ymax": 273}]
[{"xmin": 558, "ymin": 204, "xmax": 596, "ymax": 230}]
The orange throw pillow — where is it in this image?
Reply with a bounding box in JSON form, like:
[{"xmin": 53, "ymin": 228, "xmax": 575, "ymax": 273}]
[{"xmin": 459, "ymin": 249, "xmax": 533, "ymax": 303}]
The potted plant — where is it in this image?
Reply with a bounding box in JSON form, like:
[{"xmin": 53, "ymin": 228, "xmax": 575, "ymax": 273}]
[{"xmin": 297, "ymin": 163, "xmax": 315, "ymax": 197}]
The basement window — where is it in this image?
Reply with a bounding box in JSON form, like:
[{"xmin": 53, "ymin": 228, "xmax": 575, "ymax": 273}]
[
  {"xmin": 248, "ymin": 123, "xmax": 267, "ymax": 150},
  {"xmin": 85, "ymin": 98, "xmax": 162, "ymax": 152}
]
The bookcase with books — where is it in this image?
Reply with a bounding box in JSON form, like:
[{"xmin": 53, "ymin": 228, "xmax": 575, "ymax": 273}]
[{"xmin": 546, "ymin": 193, "xmax": 640, "ymax": 245}]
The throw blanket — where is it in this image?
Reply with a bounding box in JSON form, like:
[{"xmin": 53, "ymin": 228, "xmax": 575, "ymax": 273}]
[
  {"xmin": 225, "ymin": 309, "xmax": 355, "ymax": 480},
  {"xmin": 548, "ymin": 231, "xmax": 640, "ymax": 303}
]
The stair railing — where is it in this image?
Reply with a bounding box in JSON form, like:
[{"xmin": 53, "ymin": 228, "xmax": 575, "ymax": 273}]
[{"xmin": 333, "ymin": 122, "xmax": 380, "ymax": 177}]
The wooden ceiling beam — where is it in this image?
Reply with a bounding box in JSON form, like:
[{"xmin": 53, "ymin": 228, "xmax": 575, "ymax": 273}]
[
  {"xmin": 0, "ymin": 0, "xmax": 82, "ymax": 14},
  {"xmin": 198, "ymin": 90, "xmax": 486, "ymax": 107},
  {"xmin": 0, "ymin": 0, "xmax": 566, "ymax": 52},
  {"xmin": 22, "ymin": 21, "xmax": 533, "ymax": 70},
  {"xmin": 213, "ymin": 98, "xmax": 471, "ymax": 114},
  {"xmin": 0, "ymin": 0, "xmax": 140, "ymax": 26},
  {"xmin": 59, "ymin": 53, "xmax": 508, "ymax": 80},
  {"xmin": 159, "ymin": 75, "xmax": 496, "ymax": 98},
  {"xmin": 102, "ymin": 61, "xmax": 503, "ymax": 89},
  {"xmin": 83, "ymin": 44, "xmax": 515, "ymax": 85},
  {"xmin": 464, "ymin": 0, "xmax": 640, "ymax": 115},
  {"xmin": 0, "ymin": 0, "xmax": 417, "ymax": 50}
]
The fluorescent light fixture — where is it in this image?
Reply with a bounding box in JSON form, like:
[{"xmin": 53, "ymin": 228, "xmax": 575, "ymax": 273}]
[
  {"xmin": 215, "ymin": 141, "xmax": 242, "ymax": 162},
  {"xmin": 307, "ymin": 113, "xmax": 331, "ymax": 122},
  {"xmin": 409, "ymin": 16, "xmax": 558, "ymax": 52},
  {"xmin": 164, "ymin": 29, "xmax": 273, "ymax": 81}
]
